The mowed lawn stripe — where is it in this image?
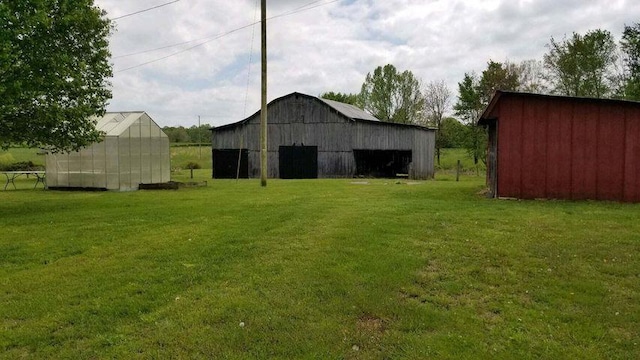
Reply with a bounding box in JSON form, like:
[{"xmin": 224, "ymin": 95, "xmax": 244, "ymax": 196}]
[{"xmin": 1, "ymin": 178, "xmax": 639, "ymax": 359}]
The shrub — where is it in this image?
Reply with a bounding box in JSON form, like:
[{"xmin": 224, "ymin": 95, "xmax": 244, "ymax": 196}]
[{"xmin": 0, "ymin": 161, "xmax": 44, "ymax": 171}]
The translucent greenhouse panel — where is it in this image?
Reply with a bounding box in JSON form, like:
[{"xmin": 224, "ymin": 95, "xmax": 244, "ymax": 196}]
[
  {"xmin": 119, "ymin": 139, "xmax": 132, "ymax": 190},
  {"xmin": 150, "ymin": 137, "xmax": 161, "ymax": 182},
  {"xmin": 140, "ymin": 137, "xmax": 151, "ymax": 183},
  {"xmin": 57, "ymin": 171, "xmax": 69, "ymax": 187},
  {"xmin": 80, "ymin": 146, "xmax": 94, "ymax": 187},
  {"xmin": 141, "ymin": 121, "xmax": 151, "ymax": 138},
  {"xmin": 55, "ymin": 153, "xmax": 70, "ymax": 187},
  {"xmin": 67, "ymin": 150, "xmax": 82, "ymax": 187},
  {"xmin": 45, "ymin": 153, "xmax": 58, "ymax": 187},
  {"xmin": 105, "ymin": 138, "xmax": 119, "ymax": 190},
  {"xmin": 92, "ymin": 140, "xmax": 107, "ymax": 188},
  {"xmin": 129, "ymin": 138, "xmax": 141, "ymax": 188},
  {"xmin": 161, "ymin": 138, "xmax": 171, "ymax": 182},
  {"xmin": 130, "ymin": 120, "xmax": 141, "ymax": 138}
]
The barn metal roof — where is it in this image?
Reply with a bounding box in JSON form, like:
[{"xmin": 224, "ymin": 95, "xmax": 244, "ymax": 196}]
[
  {"xmin": 318, "ymin": 98, "xmax": 380, "ymax": 122},
  {"xmin": 94, "ymin": 112, "xmax": 148, "ymax": 136},
  {"xmin": 213, "ymin": 92, "xmax": 434, "ymax": 131}
]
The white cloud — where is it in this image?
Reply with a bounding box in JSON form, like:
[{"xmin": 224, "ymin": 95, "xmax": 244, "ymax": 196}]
[{"xmin": 95, "ymin": 0, "xmax": 640, "ymax": 127}]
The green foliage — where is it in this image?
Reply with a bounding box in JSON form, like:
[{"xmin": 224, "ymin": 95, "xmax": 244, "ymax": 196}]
[
  {"xmin": 453, "ymin": 73, "xmax": 483, "ymax": 124},
  {"xmin": 423, "ymin": 80, "xmax": 452, "ymax": 165},
  {"xmin": 0, "ymin": 147, "xmax": 44, "ymax": 169},
  {"xmin": 438, "ymin": 117, "xmax": 468, "ymax": 148},
  {"xmin": 1, "ymin": 179, "xmax": 639, "ymax": 358},
  {"xmin": 453, "ymin": 73, "xmax": 486, "ymax": 165},
  {"xmin": 163, "ymin": 124, "xmax": 212, "ymax": 144},
  {"xmin": 436, "ymin": 148, "xmax": 486, "ymax": 173},
  {"xmin": 319, "ymin": 91, "xmax": 360, "ymax": 105},
  {"xmin": 517, "ymin": 59, "xmax": 550, "ymax": 93},
  {"xmin": 0, "ymin": 160, "xmax": 43, "ymax": 171},
  {"xmin": 544, "ymin": 29, "xmax": 618, "ymax": 98},
  {"xmin": 454, "ymin": 61, "xmax": 519, "ymax": 166},
  {"xmin": 359, "ymin": 64, "xmax": 424, "ymax": 124},
  {"xmin": 620, "ymin": 23, "xmax": 640, "ymax": 100},
  {"xmin": 0, "ymin": 0, "xmax": 113, "ymax": 152},
  {"xmin": 477, "ymin": 60, "xmax": 520, "ymax": 103}
]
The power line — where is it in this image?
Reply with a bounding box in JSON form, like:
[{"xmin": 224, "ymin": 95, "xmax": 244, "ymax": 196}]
[
  {"xmin": 112, "ymin": 0, "xmax": 180, "ymax": 21},
  {"xmin": 113, "ymin": 0, "xmax": 339, "ymax": 60},
  {"xmin": 113, "ymin": 0, "xmax": 341, "ymax": 72},
  {"xmin": 243, "ymin": 0, "xmax": 260, "ymax": 118}
]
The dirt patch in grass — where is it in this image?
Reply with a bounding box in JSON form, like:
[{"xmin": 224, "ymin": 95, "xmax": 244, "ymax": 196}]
[{"xmin": 357, "ymin": 313, "xmax": 387, "ymax": 334}]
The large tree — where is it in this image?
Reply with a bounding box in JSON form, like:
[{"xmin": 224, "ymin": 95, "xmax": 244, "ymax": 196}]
[
  {"xmin": 620, "ymin": 23, "xmax": 640, "ymax": 100},
  {"xmin": 0, "ymin": 0, "xmax": 112, "ymax": 152},
  {"xmin": 543, "ymin": 29, "xmax": 617, "ymax": 98},
  {"xmin": 358, "ymin": 64, "xmax": 424, "ymax": 124},
  {"xmin": 422, "ymin": 80, "xmax": 452, "ymax": 165},
  {"xmin": 454, "ymin": 62, "xmax": 521, "ymax": 169},
  {"xmin": 477, "ymin": 60, "xmax": 520, "ymax": 103},
  {"xmin": 453, "ymin": 73, "xmax": 485, "ymax": 168},
  {"xmin": 517, "ymin": 59, "xmax": 550, "ymax": 93}
]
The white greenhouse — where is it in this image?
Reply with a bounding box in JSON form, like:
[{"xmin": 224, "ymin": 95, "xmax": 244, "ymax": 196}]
[{"xmin": 46, "ymin": 112, "xmax": 171, "ymax": 191}]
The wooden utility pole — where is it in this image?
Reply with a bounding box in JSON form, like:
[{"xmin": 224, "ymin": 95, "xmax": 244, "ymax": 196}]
[{"xmin": 260, "ymin": 0, "xmax": 267, "ymax": 187}]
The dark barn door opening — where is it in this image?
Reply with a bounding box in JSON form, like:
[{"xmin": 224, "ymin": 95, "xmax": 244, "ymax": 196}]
[
  {"xmin": 213, "ymin": 149, "xmax": 248, "ymax": 178},
  {"xmin": 279, "ymin": 145, "xmax": 318, "ymax": 179},
  {"xmin": 353, "ymin": 150, "xmax": 412, "ymax": 178}
]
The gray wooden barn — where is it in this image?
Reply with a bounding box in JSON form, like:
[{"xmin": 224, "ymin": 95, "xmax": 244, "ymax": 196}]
[{"xmin": 211, "ymin": 92, "xmax": 435, "ymax": 179}]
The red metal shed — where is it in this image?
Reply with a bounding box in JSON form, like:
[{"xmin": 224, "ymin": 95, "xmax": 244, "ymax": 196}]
[{"xmin": 478, "ymin": 91, "xmax": 640, "ymax": 202}]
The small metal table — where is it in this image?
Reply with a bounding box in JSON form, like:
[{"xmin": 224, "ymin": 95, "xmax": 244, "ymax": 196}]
[{"xmin": 1, "ymin": 171, "xmax": 46, "ymax": 190}]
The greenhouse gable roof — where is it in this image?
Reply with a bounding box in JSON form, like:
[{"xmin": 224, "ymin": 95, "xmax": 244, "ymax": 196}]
[{"xmin": 94, "ymin": 112, "xmax": 148, "ymax": 137}]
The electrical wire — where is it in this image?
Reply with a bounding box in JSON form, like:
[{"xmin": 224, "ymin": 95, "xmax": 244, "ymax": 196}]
[
  {"xmin": 113, "ymin": 0, "xmax": 339, "ymax": 60},
  {"xmin": 111, "ymin": 0, "xmax": 181, "ymax": 21},
  {"xmin": 243, "ymin": 0, "xmax": 260, "ymax": 118},
  {"xmin": 113, "ymin": 0, "xmax": 342, "ymax": 72}
]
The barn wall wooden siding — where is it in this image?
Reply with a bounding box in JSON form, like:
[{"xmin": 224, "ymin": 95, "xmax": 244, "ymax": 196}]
[
  {"xmin": 212, "ymin": 94, "xmax": 435, "ymax": 179},
  {"xmin": 483, "ymin": 92, "xmax": 640, "ymax": 202}
]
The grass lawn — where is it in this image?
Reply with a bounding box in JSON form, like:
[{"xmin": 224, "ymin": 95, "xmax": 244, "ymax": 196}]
[{"xmin": 1, "ymin": 171, "xmax": 639, "ymax": 359}]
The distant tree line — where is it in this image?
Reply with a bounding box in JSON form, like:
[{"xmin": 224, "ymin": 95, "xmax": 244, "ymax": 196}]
[
  {"xmin": 163, "ymin": 124, "xmax": 212, "ymax": 144},
  {"xmin": 321, "ymin": 23, "xmax": 640, "ymax": 167}
]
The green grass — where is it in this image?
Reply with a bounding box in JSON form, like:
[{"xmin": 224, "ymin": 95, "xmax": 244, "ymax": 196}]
[
  {"xmin": 436, "ymin": 148, "xmax": 486, "ymax": 174},
  {"xmin": 170, "ymin": 145, "xmax": 212, "ymax": 170},
  {"xmin": 1, "ymin": 174, "xmax": 639, "ymax": 359},
  {"xmin": 0, "ymin": 147, "xmax": 45, "ymax": 167}
]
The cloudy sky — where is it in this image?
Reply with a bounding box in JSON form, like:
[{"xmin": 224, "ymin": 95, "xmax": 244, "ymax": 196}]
[{"xmin": 94, "ymin": 0, "xmax": 640, "ymax": 128}]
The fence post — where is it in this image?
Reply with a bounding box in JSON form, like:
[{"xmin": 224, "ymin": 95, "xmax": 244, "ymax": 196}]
[{"xmin": 456, "ymin": 160, "xmax": 461, "ymax": 182}]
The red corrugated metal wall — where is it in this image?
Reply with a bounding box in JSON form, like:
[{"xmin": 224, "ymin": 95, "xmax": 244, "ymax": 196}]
[{"xmin": 495, "ymin": 94, "xmax": 640, "ymax": 202}]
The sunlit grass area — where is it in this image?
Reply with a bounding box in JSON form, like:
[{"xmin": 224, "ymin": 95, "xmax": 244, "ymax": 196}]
[{"xmin": 1, "ymin": 174, "xmax": 639, "ymax": 358}]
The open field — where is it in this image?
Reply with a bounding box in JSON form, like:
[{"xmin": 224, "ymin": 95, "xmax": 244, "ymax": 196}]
[{"xmin": 1, "ymin": 172, "xmax": 639, "ymax": 359}]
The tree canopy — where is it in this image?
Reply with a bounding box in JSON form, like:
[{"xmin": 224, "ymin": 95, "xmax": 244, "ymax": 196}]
[
  {"xmin": 422, "ymin": 80, "xmax": 452, "ymax": 164},
  {"xmin": 544, "ymin": 29, "xmax": 617, "ymax": 98},
  {"xmin": 620, "ymin": 23, "xmax": 640, "ymax": 100},
  {"xmin": 319, "ymin": 91, "xmax": 360, "ymax": 106},
  {"xmin": 358, "ymin": 64, "xmax": 424, "ymax": 124},
  {"xmin": 0, "ymin": 0, "xmax": 113, "ymax": 152}
]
